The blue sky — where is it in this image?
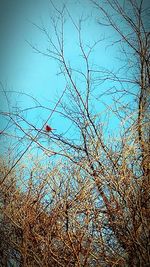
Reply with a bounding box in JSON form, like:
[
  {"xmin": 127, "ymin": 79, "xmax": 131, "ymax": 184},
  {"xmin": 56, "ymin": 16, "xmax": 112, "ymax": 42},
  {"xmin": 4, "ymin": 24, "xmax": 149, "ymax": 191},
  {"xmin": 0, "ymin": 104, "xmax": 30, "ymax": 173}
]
[{"xmin": 0, "ymin": 0, "xmax": 134, "ymax": 156}]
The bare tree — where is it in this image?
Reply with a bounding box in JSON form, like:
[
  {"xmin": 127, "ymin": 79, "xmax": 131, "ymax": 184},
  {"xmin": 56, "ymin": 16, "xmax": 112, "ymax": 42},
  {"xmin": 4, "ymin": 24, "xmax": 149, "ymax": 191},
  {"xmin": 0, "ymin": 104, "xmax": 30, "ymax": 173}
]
[{"xmin": 0, "ymin": 0, "xmax": 149, "ymax": 266}]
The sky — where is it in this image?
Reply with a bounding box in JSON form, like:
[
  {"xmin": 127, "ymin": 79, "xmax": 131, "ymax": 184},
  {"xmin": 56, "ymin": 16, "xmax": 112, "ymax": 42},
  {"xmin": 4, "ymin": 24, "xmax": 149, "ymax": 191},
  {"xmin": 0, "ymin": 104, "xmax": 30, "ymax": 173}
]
[{"xmin": 0, "ymin": 0, "xmax": 138, "ymax": 157}]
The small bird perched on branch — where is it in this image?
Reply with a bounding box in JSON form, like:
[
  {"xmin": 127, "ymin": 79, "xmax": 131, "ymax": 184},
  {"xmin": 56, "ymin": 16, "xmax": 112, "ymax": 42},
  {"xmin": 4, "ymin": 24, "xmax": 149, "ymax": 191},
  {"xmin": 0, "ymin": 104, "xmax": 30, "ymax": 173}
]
[{"xmin": 45, "ymin": 125, "xmax": 55, "ymax": 132}]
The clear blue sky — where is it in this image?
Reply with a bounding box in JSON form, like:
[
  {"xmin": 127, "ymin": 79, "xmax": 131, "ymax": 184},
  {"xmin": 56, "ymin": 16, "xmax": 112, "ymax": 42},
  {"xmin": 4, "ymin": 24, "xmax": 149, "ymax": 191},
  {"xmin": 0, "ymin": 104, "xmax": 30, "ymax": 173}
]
[{"xmin": 0, "ymin": 0, "xmax": 131, "ymax": 150}]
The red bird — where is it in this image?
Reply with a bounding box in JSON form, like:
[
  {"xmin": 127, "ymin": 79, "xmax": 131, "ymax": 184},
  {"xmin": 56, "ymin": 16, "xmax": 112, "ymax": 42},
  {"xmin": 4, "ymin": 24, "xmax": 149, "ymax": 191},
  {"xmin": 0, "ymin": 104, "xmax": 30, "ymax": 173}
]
[{"xmin": 45, "ymin": 125, "xmax": 53, "ymax": 132}]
